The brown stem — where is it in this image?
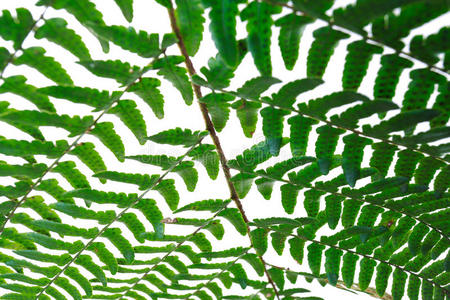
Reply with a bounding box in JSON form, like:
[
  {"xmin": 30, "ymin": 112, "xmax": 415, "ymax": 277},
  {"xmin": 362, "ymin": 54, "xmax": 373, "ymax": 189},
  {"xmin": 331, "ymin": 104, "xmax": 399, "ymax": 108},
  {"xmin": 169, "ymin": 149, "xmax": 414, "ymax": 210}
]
[{"xmin": 167, "ymin": 4, "xmax": 280, "ymax": 299}]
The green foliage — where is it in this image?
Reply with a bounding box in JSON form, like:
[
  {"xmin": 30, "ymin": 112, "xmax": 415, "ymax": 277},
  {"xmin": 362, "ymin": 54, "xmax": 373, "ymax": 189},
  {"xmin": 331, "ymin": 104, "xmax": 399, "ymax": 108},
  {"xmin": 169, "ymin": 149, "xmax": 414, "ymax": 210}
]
[{"xmin": 0, "ymin": 0, "xmax": 448, "ymax": 299}]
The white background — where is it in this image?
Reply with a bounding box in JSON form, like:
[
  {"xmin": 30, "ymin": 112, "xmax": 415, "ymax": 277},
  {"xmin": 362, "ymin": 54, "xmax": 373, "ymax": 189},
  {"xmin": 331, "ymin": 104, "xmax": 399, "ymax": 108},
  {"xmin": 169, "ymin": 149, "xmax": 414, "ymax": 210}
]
[{"xmin": 0, "ymin": 0, "xmax": 449, "ymax": 299}]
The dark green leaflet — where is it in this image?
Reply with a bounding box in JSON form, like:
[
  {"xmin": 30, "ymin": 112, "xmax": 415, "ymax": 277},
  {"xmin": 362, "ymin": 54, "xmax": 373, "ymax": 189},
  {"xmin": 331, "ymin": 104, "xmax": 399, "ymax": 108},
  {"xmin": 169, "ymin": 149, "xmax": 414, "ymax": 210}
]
[
  {"xmin": 306, "ymin": 27, "xmax": 349, "ymax": 78},
  {"xmin": 342, "ymin": 41, "xmax": 382, "ymax": 91},
  {"xmin": 240, "ymin": 2, "xmax": 281, "ymax": 76},
  {"xmin": 274, "ymin": 14, "xmax": 313, "ymax": 70},
  {"xmin": 35, "ymin": 18, "xmax": 91, "ymax": 60},
  {"xmin": 203, "ymin": 0, "xmax": 239, "ymax": 68}
]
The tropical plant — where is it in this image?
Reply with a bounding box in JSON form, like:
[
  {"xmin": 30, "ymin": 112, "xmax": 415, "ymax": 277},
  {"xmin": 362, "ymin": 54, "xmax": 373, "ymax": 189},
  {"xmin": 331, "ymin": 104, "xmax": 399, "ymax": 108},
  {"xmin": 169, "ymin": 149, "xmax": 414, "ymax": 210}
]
[{"xmin": 0, "ymin": 0, "xmax": 448, "ymax": 299}]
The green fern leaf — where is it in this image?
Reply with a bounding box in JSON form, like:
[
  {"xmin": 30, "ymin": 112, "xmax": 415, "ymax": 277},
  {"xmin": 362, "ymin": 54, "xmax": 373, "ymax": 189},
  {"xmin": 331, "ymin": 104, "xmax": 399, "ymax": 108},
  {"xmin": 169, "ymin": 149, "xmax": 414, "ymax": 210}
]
[
  {"xmin": 91, "ymin": 24, "xmax": 161, "ymax": 57},
  {"xmin": 281, "ymin": 184, "xmax": 299, "ymax": 214},
  {"xmin": 0, "ymin": 102, "xmax": 45, "ymax": 141},
  {"xmin": 0, "ymin": 8, "xmax": 34, "ymax": 50},
  {"xmin": 52, "ymin": 161, "xmax": 90, "ymax": 189},
  {"xmin": 374, "ymin": 54, "xmax": 413, "ymax": 102},
  {"xmin": 271, "ymin": 231, "xmax": 287, "ymax": 256},
  {"xmin": 371, "ymin": 1, "xmax": 447, "ymax": 50},
  {"xmin": 0, "ymin": 139, "xmax": 67, "ymax": 159},
  {"xmin": 175, "ymin": 0, "xmax": 204, "ymax": 56},
  {"xmin": 34, "ymin": 18, "xmax": 91, "ymax": 60},
  {"xmin": 391, "ymin": 269, "xmax": 407, "ymax": 300},
  {"xmin": 363, "ymin": 109, "xmax": 441, "ymax": 138},
  {"xmin": 128, "ymin": 77, "xmax": 165, "ymax": 119},
  {"xmin": 315, "ymin": 125, "xmax": 345, "ymax": 175},
  {"xmin": 268, "ymin": 267, "xmax": 285, "ymax": 290},
  {"xmin": 13, "ymin": 47, "xmax": 72, "ymax": 85},
  {"xmin": 45, "ymin": 286, "xmax": 65, "ymax": 300},
  {"xmin": 359, "ymin": 258, "xmax": 376, "ymax": 291},
  {"xmin": 369, "ymin": 142, "xmax": 397, "ymax": 179},
  {"xmin": 91, "ymin": 122, "xmax": 125, "ymax": 161},
  {"xmin": 13, "ymin": 250, "xmax": 71, "ymax": 266},
  {"xmin": 231, "ymin": 100, "xmax": 262, "ymax": 138},
  {"xmin": 288, "ymin": 115, "xmax": 318, "ymax": 157},
  {"xmin": 331, "ymin": 100, "xmax": 399, "ymax": 129},
  {"xmin": 0, "ymin": 76, "xmax": 55, "ymax": 112},
  {"xmin": 120, "ymin": 213, "xmax": 146, "ymax": 243},
  {"xmin": 307, "ymin": 27, "xmax": 349, "ymax": 78},
  {"xmin": 231, "ymin": 173, "xmax": 255, "ymax": 198},
  {"xmin": 0, "ymin": 162, "xmax": 46, "ymax": 179},
  {"xmin": 291, "ymin": 0, "xmax": 333, "ymax": 19},
  {"xmin": 342, "ymin": 134, "xmax": 372, "ymax": 187},
  {"xmin": 288, "ymin": 237, "xmax": 305, "ymax": 264},
  {"xmin": 342, "ymin": 41, "xmax": 382, "ymax": 91},
  {"xmin": 70, "ymin": 142, "xmax": 107, "ymax": 180},
  {"xmin": 153, "ymin": 56, "xmax": 194, "ymax": 105},
  {"xmin": 114, "ymin": 0, "xmax": 133, "ymax": 22},
  {"xmin": 147, "ymin": 127, "xmax": 207, "ymax": 147},
  {"xmin": 200, "ymin": 93, "xmax": 234, "ymax": 132},
  {"xmin": 154, "ymin": 179, "xmax": 180, "ymax": 210},
  {"xmin": 434, "ymin": 165, "xmax": 450, "ymax": 196},
  {"xmin": 273, "ymin": 78, "xmax": 323, "ymax": 108},
  {"xmin": 341, "ymin": 252, "xmax": 358, "ymax": 288},
  {"xmin": 375, "ymin": 263, "xmax": 392, "ymax": 297},
  {"xmin": 324, "ymin": 248, "xmax": 342, "ymax": 286},
  {"xmin": 300, "ymin": 91, "xmax": 370, "ymax": 119},
  {"xmin": 173, "ymin": 163, "xmax": 198, "ymax": 192},
  {"xmin": 87, "ymin": 242, "xmax": 118, "ymax": 275},
  {"xmin": 102, "ymin": 227, "xmax": 135, "ymax": 263},
  {"xmin": 75, "ymin": 255, "xmax": 107, "ymax": 287},
  {"xmin": 134, "ymin": 198, "xmax": 164, "ymax": 234},
  {"xmin": 250, "ymin": 228, "xmax": 268, "ymax": 256},
  {"xmin": 0, "ymin": 110, "xmax": 93, "ymax": 137},
  {"xmin": 402, "ymin": 69, "xmax": 445, "ymax": 113},
  {"xmin": 240, "ymin": 2, "xmax": 281, "ymax": 76},
  {"xmin": 274, "ymin": 14, "xmax": 313, "ymax": 70},
  {"xmin": 0, "ymin": 47, "xmax": 9, "ymax": 70},
  {"xmin": 78, "ymin": 60, "xmax": 140, "ymax": 85},
  {"xmin": 52, "ymin": 202, "xmax": 115, "ymax": 224},
  {"xmin": 203, "ymin": 0, "xmax": 239, "ymax": 67},
  {"xmin": 94, "ymin": 170, "xmax": 155, "ymax": 190},
  {"xmin": 307, "ymin": 243, "xmax": 324, "ymax": 276},
  {"xmin": 36, "ymin": 0, "xmax": 109, "ymax": 52},
  {"xmin": 54, "ymin": 278, "xmax": 81, "ymax": 300},
  {"xmin": 108, "ymin": 100, "xmax": 147, "ymax": 144},
  {"xmin": 394, "ymin": 149, "xmax": 423, "ymax": 180},
  {"xmin": 430, "ymin": 82, "xmax": 449, "ymax": 128},
  {"xmin": 237, "ymin": 76, "xmax": 281, "ymax": 100},
  {"xmin": 188, "ymin": 144, "xmax": 220, "ymax": 180},
  {"xmin": 38, "ymin": 85, "xmax": 111, "ymax": 109},
  {"xmin": 261, "ymin": 106, "xmax": 289, "ymax": 156},
  {"xmin": 218, "ymin": 208, "xmax": 247, "ymax": 236}
]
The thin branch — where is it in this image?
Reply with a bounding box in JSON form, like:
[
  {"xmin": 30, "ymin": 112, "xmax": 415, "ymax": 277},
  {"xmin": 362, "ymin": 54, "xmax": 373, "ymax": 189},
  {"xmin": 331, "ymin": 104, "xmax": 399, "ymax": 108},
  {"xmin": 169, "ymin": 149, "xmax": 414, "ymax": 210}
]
[
  {"xmin": 166, "ymin": 3, "xmax": 281, "ymax": 299},
  {"xmin": 231, "ymin": 166, "xmax": 449, "ymax": 243},
  {"xmin": 35, "ymin": 137, "xmax": 207, "ymax": 299},
  {"xmin": 252, "ymin": 224, "xmax": 449, "ymax": 294},
  {"xmin": 0, "ymin": 52, "xmax": 167, "ymax": 236},
  {"xmin": 263, "ymin": 0, "xmax": 449, "ymax": 77},
  {"xmin": 265, "ymin": 263, "xmax": 393, "ymax": 300}
]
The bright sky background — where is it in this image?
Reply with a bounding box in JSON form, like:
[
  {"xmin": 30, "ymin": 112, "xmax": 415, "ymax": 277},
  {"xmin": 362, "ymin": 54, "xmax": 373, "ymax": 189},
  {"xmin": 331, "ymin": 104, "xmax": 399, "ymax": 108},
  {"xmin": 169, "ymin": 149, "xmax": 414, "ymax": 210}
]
[{"xmin": 0, "ymin": 0, "xmax": 449, "ymax": 299}]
